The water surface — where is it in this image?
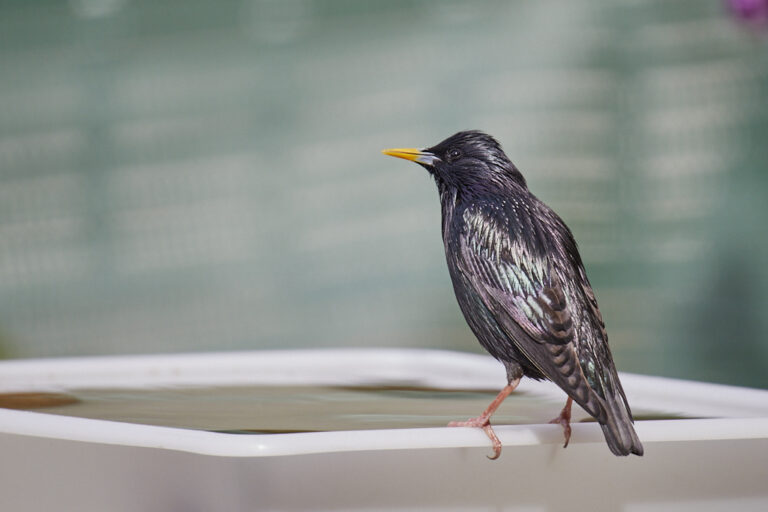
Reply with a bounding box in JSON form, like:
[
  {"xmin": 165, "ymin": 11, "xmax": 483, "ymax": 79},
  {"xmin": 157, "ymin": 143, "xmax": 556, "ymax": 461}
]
[{"xmin": 0, "ymin": 385, "xmax": 689, "ymax": 433}]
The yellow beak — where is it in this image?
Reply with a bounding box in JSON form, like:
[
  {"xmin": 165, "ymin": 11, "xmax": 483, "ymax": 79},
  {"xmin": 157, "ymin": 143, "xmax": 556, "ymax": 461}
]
[{"xmin": 381, "ymin": 147, "xmax": 438, "ymax": 166}]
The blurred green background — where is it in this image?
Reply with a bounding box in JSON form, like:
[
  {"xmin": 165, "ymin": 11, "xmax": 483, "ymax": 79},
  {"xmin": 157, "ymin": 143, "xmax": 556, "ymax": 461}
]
[{"xmin": 1, "ymin": 0, "xmax": 767, "ymax": 388}]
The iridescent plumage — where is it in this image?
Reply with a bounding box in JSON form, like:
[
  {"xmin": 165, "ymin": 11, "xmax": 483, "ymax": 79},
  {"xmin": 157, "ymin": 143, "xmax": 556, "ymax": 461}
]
[{"xmin": 384, "ymin": 131, "xmax": 643, "ymax": 457}]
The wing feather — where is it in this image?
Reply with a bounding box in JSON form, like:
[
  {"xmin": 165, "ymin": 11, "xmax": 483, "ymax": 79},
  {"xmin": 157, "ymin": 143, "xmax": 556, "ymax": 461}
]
[{"xmin": 456, "ymin": 204, "xmax": 604, "ymax": 418}]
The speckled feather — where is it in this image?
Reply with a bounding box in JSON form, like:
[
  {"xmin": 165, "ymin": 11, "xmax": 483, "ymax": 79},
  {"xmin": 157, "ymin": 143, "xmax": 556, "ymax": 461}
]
[{"xmin": 423, "ymin": 131, "xmax": 643, "ymax": 456}]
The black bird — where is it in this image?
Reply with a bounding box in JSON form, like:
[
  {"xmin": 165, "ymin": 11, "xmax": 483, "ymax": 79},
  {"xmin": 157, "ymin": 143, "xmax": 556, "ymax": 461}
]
[{"xmin": 383, "ymin": 131, "xmax": 643, "ymax": 458}]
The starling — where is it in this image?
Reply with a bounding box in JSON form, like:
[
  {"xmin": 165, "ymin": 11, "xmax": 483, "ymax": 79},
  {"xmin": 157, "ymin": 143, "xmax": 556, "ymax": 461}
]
[{"xmin": 383, "ymin": 131, "xmax": 643, "ymax": 458}]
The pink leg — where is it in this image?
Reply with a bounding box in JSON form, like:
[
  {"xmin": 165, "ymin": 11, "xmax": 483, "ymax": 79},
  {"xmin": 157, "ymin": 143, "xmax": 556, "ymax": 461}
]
[
  {"xmin": 549, "ymin": 396, "xmax": 573, "ymax": 448},
  {"xmin": 448, "ymin": 378, "xmax": 521, "ymax": 460}
]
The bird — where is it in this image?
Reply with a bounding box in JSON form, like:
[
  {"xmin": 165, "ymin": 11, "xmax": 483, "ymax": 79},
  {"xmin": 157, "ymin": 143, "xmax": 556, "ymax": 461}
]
[{"xmin": 382, "ymin": 130, "xmax": 643, "ymax": 458}]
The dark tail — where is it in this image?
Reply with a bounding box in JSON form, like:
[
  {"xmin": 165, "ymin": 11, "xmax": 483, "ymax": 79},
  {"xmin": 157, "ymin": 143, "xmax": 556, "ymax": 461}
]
[{"xmin": 599, "ymin": 383, "xmax": 644, "ymax": 456}]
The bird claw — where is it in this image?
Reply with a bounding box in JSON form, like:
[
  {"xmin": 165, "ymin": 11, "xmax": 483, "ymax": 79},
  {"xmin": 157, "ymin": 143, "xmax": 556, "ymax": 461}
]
[
  {"xmin": 549, "ymin": 399, "xmax": 573, "ymax": 448},
  {"xmin": 549, "ymin": 415, "xmax": 571, "ymax": 448},
  {"xmin": 482, "ymin": 424, "xmax": 503, "ymax": 460},
  {"xmin": 448, "ymin": 416, "xmax": 503, "ymax": 460}
]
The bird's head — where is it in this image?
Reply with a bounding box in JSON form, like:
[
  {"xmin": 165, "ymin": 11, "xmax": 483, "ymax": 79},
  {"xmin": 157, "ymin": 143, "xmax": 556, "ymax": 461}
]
[{"xmin": 382, "ymin": 130, "xmax": 526, "ymax": 195}]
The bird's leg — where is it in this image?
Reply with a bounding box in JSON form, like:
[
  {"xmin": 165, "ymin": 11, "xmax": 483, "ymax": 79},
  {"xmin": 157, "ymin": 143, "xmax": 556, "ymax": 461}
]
[
  {"xmin": 448, "ymin": 377, "xmax": 521, "ymax": 460},
  {"xmin": 549, "ymin": 396, "xmax": 573, "ymax": 448}
]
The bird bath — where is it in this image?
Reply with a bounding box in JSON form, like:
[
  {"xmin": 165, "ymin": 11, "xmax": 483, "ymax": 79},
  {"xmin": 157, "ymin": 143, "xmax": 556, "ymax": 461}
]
[{"xmin": 1, "ymin": 348, "xmax": 767, "ymax": 511}]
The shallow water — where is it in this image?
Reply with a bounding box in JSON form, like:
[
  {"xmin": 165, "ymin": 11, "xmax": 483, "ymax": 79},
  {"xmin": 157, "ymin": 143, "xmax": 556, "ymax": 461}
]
[{"xmin": 0, "ymin": 385, "xmax": 689, "ymax": 433}]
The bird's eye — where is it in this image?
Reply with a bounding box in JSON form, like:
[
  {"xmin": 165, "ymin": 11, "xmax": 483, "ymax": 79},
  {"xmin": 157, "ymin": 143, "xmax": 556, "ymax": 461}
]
[{"xmin": 446, "ymin": 148, "xmax": 462, "ymax": 162}]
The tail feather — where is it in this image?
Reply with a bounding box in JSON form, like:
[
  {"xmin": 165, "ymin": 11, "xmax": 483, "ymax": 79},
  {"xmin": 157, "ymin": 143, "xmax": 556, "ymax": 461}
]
[{"xmin": 599, "ymin": 389, "xmax": 643, "ymax": 456}]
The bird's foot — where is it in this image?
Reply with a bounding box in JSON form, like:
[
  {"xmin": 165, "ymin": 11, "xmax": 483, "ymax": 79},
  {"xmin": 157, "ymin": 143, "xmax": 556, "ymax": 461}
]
[
  {"xmin": 447, "ymin": 415, "xmax": 490, "ymax": 428},
  {"xmin": 446, "ymin": 381, "xmax": 520, "ymax": 460},
  {"xmin": 448, "ymin": 415, "xmax": 503, "ymax": 460},
  {"xmin": 548, "ymin": 397, "xmax": 573, "ymax": 448}
]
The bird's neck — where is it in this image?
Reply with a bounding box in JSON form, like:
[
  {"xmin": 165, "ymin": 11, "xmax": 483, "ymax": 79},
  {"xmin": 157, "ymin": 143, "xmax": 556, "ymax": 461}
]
[{"xmin": 438, "ymin": 184, "xmax": 459, "ymax": 239}]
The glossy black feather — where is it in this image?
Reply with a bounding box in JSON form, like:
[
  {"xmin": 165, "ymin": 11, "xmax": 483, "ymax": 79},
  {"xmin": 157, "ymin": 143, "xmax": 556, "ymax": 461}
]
[{"xmin": 414, "ymin": 130, "xmax": 643, "ymax": 456}]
